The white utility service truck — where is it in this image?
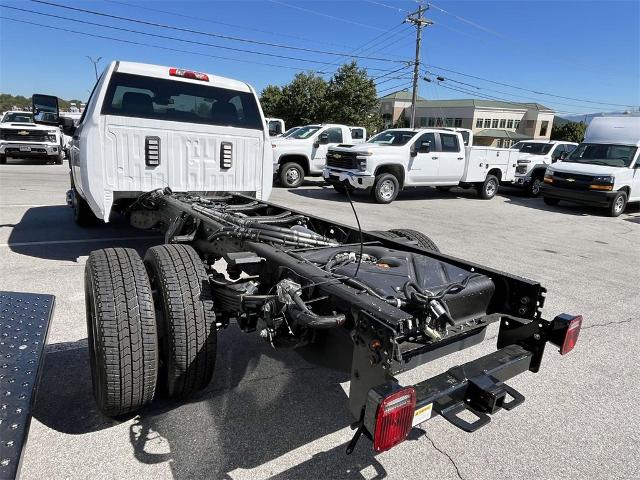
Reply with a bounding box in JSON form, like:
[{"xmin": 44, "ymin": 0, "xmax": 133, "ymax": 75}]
[
  {"xmin": 541, "ymin": 116, "xmax": 640, "ymax": 216},
  {"xmin": 510, "ymin": 140, "xmax": 578, "ymax": 196},
  {"xmin": 272, "ymin": 124, "xmax": 367, "ymax": 188},
  {"xmin": 0, "ymin": 110, "xmax": 63, "ymax": 164},
  {"xmin": 323, "ymin": 128, "xmax": 520, "ymax": 203},
  {"xmin": 30, "ymin": 61, "xmax": 582, "ymax": 456}
]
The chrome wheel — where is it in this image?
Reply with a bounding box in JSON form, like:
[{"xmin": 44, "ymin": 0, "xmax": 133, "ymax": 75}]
[
  {"xmin": 530, "ymin": 179, "xmax": 542, "ymax": 196},
  {"xmin": 613, "ymin": 195, "xmax": 625, "ymax": 214},
  {"xmin": 286, "ymin": 167, "xmax": 300, "ymax": 184},
  {"xmin": 379, "ymin": 179, "xmax": 395, "ymax": 201},
  {"xmin": 485, "ymin": 179, "xmax": 497, "ymax": 197}
]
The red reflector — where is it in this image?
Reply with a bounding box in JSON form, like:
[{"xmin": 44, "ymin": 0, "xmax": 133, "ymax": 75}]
[
  {"xmin": 373, "ymin": 387, "xmax": 416, "ymax": 452},
  {"xmin": 560, "ymin": 315, "xmax": 582, "ymax": 355},
  {"xmin": 169, "ymin": 67, "xmax": 209, "ymax": 82}
]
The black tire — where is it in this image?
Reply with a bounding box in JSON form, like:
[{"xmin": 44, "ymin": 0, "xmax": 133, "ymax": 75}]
[
  {"xmin": 72, "ymin": 188, "xmax": 99, "ymax": 226},
  {"xmin": 607, "ymin": 191, "xmax": 627, "ymax": 217},
  {"xmin": 436, "ymin": 186, "xmax": 452, "ymax": 193},
  {"xmin": 543, "ymin": 196, "xmax": 560, "ymax": 206},
  {"xmin": 478, "ymin": 174, "xmax": 499, "ymax": 200},
  {"xmin": 0, "ymin": 154, "xmax": 6, "ymax": 164},
  {"xmin": 279, "ymin": 161, "xmax": 305, "ymax": 188},
  {"xmin": 371, "ymin": 173, "xmax": 399, "ymax": 204},
  {"xmin": 389, "ymin": 228, "xmax": 440, "ymax": 252},
  {"xmin": 85, "ymin": 248, "xmax": 158, "ymax": 417},
  {"xmin": 55, "ymin": 153, "xmax": 63, "ymax": 165},
  {"xmin": 144, "ymin": 244, "xmax": 217, "ymax": 398},
  {"xmin": 526, "ymin": 177, "xmax": 543, "ymax": 197},
  {"xmin": 369, "ymin": 229, "xmax": 440, "ymax": 252}
]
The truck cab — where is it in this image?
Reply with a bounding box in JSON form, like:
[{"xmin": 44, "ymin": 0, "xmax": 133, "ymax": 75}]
[
  {"xmin": 271, "ymin": 124, "xmax": 367, "ymax": 188},
  {"xmin": 510, "ymin": 140, "xmax": 578, "ymax": 196},
  {"xmin": 33, "ymin": 61, "xmax": 272, "ymax": 225},
  {"xmin": 541, "ymin": 116, "xmax": 640, "ymax": 216}
]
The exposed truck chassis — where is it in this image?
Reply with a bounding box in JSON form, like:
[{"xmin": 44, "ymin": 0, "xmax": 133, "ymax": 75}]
[{"xmin": 85, "ymin": 189, "xmax": 581, "ymax": 453}]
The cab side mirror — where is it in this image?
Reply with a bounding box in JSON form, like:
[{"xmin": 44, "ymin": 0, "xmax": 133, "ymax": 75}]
[
  {"xmin": 60, "ymin": 117, "xmax": 76, "ymax": 136},
  {"xmin": 317, "ymin": 133, "xmax": 329, "ymax": 145},
  {"xmin": 417, "ymin": 141, "xmax": 431, "ymax": 154},
  {"xmin": 32, "ymin": 94, "xmax": 59, "ymax": 126}
]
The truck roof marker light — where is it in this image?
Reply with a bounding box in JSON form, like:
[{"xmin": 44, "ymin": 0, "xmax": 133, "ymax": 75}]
[
  {"xmin": 560, "ymin": 315, "xmax": 582, "ymax": 355},
  {"xmin": 169, "ymin": 68, "xmax": 209, "ymax": 82},
  {"xmin": 373, "ymin": 387, "xmax": 416, "ymax": 452}
]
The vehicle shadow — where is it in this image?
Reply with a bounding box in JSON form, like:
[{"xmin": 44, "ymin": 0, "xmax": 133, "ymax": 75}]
[
  {"xmin": 502, "ymin": 193, "xmax": 625, "ymax": 217},
  {"xmin": 34, "ymin": 326, "xmax": 389, "ymax": 479},
  {"xmin": 5, "ymin": 205, "xmax": 162, "ymax": 262},
  {"xmin": 288, "ymin": 185, "xmax": 487, "ymax": 203},
  {"xmin": 0, "ymin": 158, "xmax": 64, "ymax": 166}
]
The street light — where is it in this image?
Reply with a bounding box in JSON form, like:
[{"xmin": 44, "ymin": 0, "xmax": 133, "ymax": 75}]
[{"xmin": 86, "ymin": 56, "xmax": 102, "ymax": 80}]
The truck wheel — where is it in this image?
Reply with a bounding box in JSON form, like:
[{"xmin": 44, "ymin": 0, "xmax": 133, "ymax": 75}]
[
  {"xmin": 55, "ymin": 153, "xmax": 63, "ymax": 165},
  {"xmin": 372, "ymin": 173, "xmax": 399, "ymax": 204},
  {"xmin": 543, "ymin": 196, "xmax": 560, "ymax": 206},
  {"xmin": 72, "ymin": 188, "xmax": 99, "ymax": 226},
  {"xmin": 607, "ymin": 191, "xmax": 627, "ymax": 217},
  {"xmin": 85, "ymin": 248, "xmax": 158, "ymax": 417},
  {"xmin": 0, "ymin": 154, "xmax": 6, "ymax": 164},
  {"xmin": 478, "ymin": 175, "xmax": 499, "ymax": 200},
  {"xmin": 526, "ymin": 178, "xmax": 543, "ymax": 197},
  {"xmin": 279, "ymin": 162, "xmax": 304, "ymax": 188},
  {"xmin": 389, "ymin": 229, "xmax": 440, "ymax": 252},
  {"xmin": 144, "ymin": 244, "xmax": 217, "ymax": 398}
]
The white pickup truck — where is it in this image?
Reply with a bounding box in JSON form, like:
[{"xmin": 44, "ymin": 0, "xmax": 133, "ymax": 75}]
[
  {"xmin": 510, "ymin": 140, "xmax": 578, "ymax": 196},
  {"xmin": 0, "ymin": 110, "xmax": 63, "ymax": 164},
  {"xmin": 323, "ymin": 128, "xmax": 519, "ymax": 203},
  {"xmin": 272, "ymin": 124, "xmax": 367, "ymax": 188},
  {"xmin": 541, "ymin": 116, "xmax": 640, "ymax": 216}
]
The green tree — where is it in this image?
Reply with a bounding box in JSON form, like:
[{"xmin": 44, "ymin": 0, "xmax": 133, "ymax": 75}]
[
  {"xmin": 325, "ymin": 62, "xmax": 382, "ymax": 134},
  {"xmin": 259, "ymin": 85, "xmax": 283, "ymax": 118},
  {"xmin": 277, "ymin": 72, "xmax": 328, "ymax": 126},
  {"xmin": 551, "ymin": 120, "xmax": 587, "ymax": 143}
]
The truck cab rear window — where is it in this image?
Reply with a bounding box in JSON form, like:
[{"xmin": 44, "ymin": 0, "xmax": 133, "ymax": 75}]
[{"xmin": 101, "ymin": 72, "xmax": 263, "ymax": 130}]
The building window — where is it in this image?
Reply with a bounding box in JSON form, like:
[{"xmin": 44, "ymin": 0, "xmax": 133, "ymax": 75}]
[
  {"xmin": 492, "ymin": 119, "xmax": 499, "ymax": 128},
  {"xmin": 496, "ymin": 139, "xmax": 503, "ymax": 147},
  {"xmin": 445, "ymin": 118, "xmax": 453, "ymax": 127},
  {"xmin": 514, "ymin": 120, "xmax": 521, "ymax": 129},
  {"xmin": 484, "ymin": 119, "xmax": 491, "ymax": 128},
  {"xmin": 428, "ymin": 117, "xmax": 435, "ymax": 127},
  {"xmin": 436, "ymin": 117, "xmax": 443, "ymax": 127},
  {"xmin": 539, "ymin": 121, "xmax": 549, "ymax": 136},
  {"xmin": 419, "ymin": 117, "xmax": 427, "ymax": 127},
  {"xmin": 454, "ymin": 118, "xmax": 462, "ymax": 127},
  {"xmin": 476, "ymin": 118, "xmax": 483, "ymax": 128},
  {"xmin": 507, "ymin": 119, "xmax": 514, "ymax": 129},
  {"xmin": 499, "ymin": 119, "xmax": 506, "ymax": 128}
]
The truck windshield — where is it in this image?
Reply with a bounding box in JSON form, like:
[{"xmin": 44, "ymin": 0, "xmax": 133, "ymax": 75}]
[
  {"xmin": 564, "ymin": 143, "xmax": 638, "ymax": 168},
  {"xmin": 288, "ymin": 126, "xmax": 321, "ymax": 139},
  {"xmin": 514, "ymin": 142, "xmax": 553, "ymax": 155},
  {"xmin": 368, "ymin": 130, "xmax": 417, "ymax": 146},
  {"xmin": 2, "ymin": 112, "xmax": 33, "ymax": 123},
  {"xmin": 101, "ymin": 72, "xmax": 264, "ymax": 130}
]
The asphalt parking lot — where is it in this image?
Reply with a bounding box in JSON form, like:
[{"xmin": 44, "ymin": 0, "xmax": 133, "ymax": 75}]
[{"xmin": 1, "ymin": 159, "xmax": 639, "ymax": 480}]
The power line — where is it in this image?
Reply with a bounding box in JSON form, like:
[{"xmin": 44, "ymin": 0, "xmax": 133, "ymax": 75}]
[
  {"xmin": 378, "ymin": 81, "xmax": 413, "ymax": 95},
  {"xmin": 424, "ymin": 63, "xmax": 639, "ymax": 108},
  {"xmin": 364, "ymin": 1, "xmax": 410, "ymax": 14},
  {"xmin": 3, "ymin": 6, "xmax": 399, "ymax": 73},
  {"xmin": 30, "ymin": 0, "xmax": 408, "ymax": 64},
  {"xmin": 373, "ymin": 64, "xmax": 413, "ymax": 81}
]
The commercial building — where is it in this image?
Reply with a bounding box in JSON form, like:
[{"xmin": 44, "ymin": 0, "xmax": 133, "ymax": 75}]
[{"xmin": 379, "ymin": 90, "xmax": 555, "ymax": 147}]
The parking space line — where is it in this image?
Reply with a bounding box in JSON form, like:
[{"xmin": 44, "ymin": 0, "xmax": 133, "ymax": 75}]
[
  {"xmin": 0, "ymin": 204, "xmax": 61, "ymax": 207},
  {"xmin": 0, "ymin": 236, "xmax": 162, "ymax": 248}
]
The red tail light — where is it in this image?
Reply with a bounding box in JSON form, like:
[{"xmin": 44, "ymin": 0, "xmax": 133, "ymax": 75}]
[
  {"xmin": 169, "ymin": 68, "xmax": 209, "ymax": 82},
  {"xmin": 560, "ymin": 315, "xmax": 582, "ymax": 355},
  {"xmin": 373, "ymin": 387, "xmax": 416, "ymax": 452}
]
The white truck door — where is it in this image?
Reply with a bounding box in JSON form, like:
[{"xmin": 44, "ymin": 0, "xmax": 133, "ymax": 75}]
[
  {"xmin": 408, "ymin": 132, "xmax": 439, "ymax": 183},
  {"xmin": 311, "ymin": 127, "xmax": 343, "ymax": 171},
  {"xmin": 631, "ymin": 162, "xmax": 640, "ymax": 201},
  {"xmin": 436, "ymin": 132, "xmax": 465, "ymax": 182}
]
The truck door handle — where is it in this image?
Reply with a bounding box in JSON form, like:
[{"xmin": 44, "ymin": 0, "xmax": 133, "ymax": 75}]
[
  {"xmin": 457, "ymin": 157, "xmax": 464, "ymax": 160},
  {"xmin": 432, "ymin": 156, "xmax": 438, "ymax": 160}
]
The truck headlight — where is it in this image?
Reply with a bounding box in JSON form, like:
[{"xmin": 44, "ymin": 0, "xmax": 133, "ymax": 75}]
[
  {"xmin": 592, "ymin": 175, "xmax": 614, "ymax": 184},
  {"xmin": 589, "ymin": 175, "xmax": 614, "ymax": 191},
  {"xmin": 358, "ymin": 160, "xmax": 367, "ymax": 171},
  {"xmin": 47, "ymin": 130, "xmax": 57, "ymax": 142}
]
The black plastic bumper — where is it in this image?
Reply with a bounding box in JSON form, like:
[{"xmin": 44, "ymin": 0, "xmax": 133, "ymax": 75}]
[{"xmin": 541, "ymin": 185, "xmax": 616, "ymax": 206}]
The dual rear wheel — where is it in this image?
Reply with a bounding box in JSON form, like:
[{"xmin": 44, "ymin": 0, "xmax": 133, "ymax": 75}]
[{"xmin": 85, "ymin": 244, "xmax": 217, "ymax": 416}]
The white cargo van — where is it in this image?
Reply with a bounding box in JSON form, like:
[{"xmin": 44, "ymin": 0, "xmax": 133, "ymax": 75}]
[
  {"xmin": 541, "ymin": 116, "xmax": 640, "ymax": 216},
  {"xmin": 37, "ymin": 61, "xmax": 272, "ymax": 225}
]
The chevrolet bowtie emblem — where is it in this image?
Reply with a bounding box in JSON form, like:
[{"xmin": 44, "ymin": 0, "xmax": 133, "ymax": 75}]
[
  {"xmin": 334, "ymin": 154, "xmax": 341, "ymax": 158},
  {"xmin": 18, "ymin": 131, "xmax": 29, "ymax": 135},
  {"xmin": 566, "ymin": 178, "xmax": 575, "ymax": 182}
]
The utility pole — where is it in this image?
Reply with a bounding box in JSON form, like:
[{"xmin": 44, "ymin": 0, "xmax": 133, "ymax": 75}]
[
  {"xmin": 86, "ymin": 56, "xmax": 102, "ymax": 80},
  {"xmin": 405, "ymin": 3, "xmax": 433, "ymax": 128}
]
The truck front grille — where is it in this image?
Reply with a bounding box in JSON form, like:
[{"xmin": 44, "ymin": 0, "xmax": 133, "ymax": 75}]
[
  {"xmin": 1, "ymin": 129, "xmax": 48, "ymax": 142},
  {"xmin": 326, "ymin": 151, "xmax": 358, "ymax": 169},
  {"xmin": 552, "ymin": 171, "xmax": 595, "ymax": 190}
]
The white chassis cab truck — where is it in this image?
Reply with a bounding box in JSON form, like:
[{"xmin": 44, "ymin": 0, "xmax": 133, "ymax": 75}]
[
  {"xmin": 541, "ymin": 116, "xmax": 640, "ymax": 217},
  {"xmin": 509, "ymin": 140, "xmax": 578, "ymax": 196},
  {"xmin": 323, "ymin": 128, "xmax": 519, "ymax": 203},
  {"xmin": 0, "ymin": 110, "xmax": 63, "ymax": 164},
  {"xmin": 272, "ymin": 124, "xmax": 367, "ymax": 188},
  {"xmin": 30, "ymin": 61, "xmax": 583, "ymax": 456}
]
